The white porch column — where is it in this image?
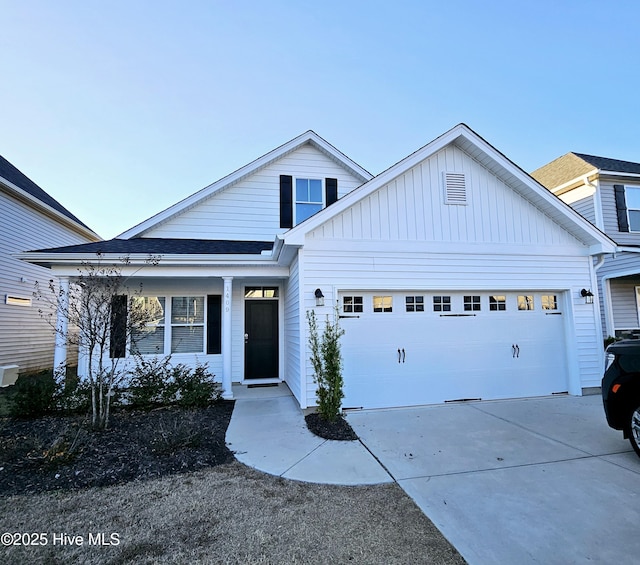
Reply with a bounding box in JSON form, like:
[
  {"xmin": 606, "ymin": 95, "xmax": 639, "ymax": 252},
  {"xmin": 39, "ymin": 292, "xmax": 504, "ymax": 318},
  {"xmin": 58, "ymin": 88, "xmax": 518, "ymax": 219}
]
[
  {"xmin": 52, "ymin": 276, "xmax": 69, "ymax": 377},
  {"xmin": 222, "ymin": 277, "xmax": 234, "ymax": 399}
]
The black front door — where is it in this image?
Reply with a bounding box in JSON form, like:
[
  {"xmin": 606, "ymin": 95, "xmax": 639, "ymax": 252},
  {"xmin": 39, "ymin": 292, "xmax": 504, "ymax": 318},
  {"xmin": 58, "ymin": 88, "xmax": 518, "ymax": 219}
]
[{"xmin": 244, "ymin": 300, "xmax": 279, "ymax": 379}]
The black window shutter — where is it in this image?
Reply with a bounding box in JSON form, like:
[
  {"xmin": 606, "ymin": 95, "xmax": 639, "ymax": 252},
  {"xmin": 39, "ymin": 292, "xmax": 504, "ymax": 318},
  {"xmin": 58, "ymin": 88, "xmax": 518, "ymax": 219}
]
[
  {"xmin": 280, "ymin": 175, "xmax": 293, "ymax": 228},
  {"xmin": 110, "ymin": 295, "xmax": 128, "ymax": 359},
  {"xmin": 614, "ymin": 184, "xmax": 630, "ymax": 232},
  {"xmin": 325, "ymin": 178, "xmax": 338, "ymax": 206},
  {"xmin": 207, "ymin": 295, "xmax": 222, "ymax": 354}
]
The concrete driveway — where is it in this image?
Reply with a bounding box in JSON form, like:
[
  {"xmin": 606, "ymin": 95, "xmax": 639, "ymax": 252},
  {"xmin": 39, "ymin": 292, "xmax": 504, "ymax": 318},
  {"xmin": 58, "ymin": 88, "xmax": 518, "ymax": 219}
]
[{"xmin": 346, "ymin": 395, "xmax": 640, "ymax": 565}]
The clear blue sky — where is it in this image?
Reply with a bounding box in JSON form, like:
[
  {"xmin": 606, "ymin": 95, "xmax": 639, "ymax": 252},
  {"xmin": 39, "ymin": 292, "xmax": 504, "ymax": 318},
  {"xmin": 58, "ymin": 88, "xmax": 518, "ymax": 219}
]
[{"xmin": 2, "ymin": 0, "xmax": 639, "ymax": 240}]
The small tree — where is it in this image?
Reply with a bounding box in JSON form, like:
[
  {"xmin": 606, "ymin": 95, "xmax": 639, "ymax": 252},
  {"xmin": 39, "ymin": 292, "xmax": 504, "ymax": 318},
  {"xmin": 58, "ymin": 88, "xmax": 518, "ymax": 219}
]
[
  {"xmin": 36, "ymin": 254, "xmax": 159, "ymax": 429},
  {"xmin": 307, "ymin": 307, "xmax": 345, "ymax": 422}
]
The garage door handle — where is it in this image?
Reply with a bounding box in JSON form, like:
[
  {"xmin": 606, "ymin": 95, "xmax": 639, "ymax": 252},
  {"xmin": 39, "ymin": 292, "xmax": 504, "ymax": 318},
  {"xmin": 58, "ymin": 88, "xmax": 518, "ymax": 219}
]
[
  {"xmin": 402, "ymin": 348, "xmax": 406, "ymax": 363},
  {"xmin": 512, "ymin": 344, "xmax": 520, "ymax": 358},
  {"xmin": 398, "ymin": 348, "xmax": 401, "ymax": 363}
]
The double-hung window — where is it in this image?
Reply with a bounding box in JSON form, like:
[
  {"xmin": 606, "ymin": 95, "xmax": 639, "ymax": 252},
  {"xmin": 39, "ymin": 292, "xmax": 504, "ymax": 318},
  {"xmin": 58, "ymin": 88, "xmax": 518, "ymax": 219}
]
[
  {"xmin": 171, "ymin": 296, "xmax": 205, "ymax": 353},
  {"xmin": 295, "ymin": 178, "xmax": 323, "ymax": 223},
  {"xmin": 626, "ymin": 187, "xmax": 640, "ymax": 231},
  {"xmin": 131, "ymin": 296, "xmax": 166, "ymax": 355}
]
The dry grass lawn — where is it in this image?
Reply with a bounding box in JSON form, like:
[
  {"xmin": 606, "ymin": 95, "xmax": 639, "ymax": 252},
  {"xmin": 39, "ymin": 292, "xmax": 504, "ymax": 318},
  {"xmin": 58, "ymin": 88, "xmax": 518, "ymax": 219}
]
[{"xmin": 0, "ymin": 461, "xmax": 465, "ymax": 564}]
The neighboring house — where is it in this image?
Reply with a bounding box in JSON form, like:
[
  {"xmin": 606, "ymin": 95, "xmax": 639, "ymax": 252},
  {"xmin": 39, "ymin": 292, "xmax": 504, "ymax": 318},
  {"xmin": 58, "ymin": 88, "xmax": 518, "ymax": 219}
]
[
  {"xmin": 532, "ymin": 153, "xmax": 640, "ymax": 341},
  {"xmin": 20, "ymin": 126, "xmax": 615, "ymax": 410},
  {"xmin": 0, "ymin": 154, "xmax": 100, "ymax": 374}
]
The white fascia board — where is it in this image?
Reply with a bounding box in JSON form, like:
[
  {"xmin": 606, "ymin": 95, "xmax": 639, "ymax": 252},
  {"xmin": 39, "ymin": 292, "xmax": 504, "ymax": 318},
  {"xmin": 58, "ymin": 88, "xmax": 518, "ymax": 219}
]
[
  {"xmin": 616, "ymin": 246, "xmax": 640, "ymax": 254},
  {"xmin": 16, "ymin": 252, "xmax": 280, "ymax": 269},
  {"xmin": 599, "ymin": 171, "xmax": 640, "ymax": 180},
  {"xmin": 0, "ymin": 178, "xmax": 101, "ymax": 241},
  {"xmin": 46, "ymin": 264, "xmax": 290, "ymax": 279},
  {"xmin": 549, "ymin": 169, "xmax": 599, "ymax": 195},
  {"xmin": 118, "ymin": 131, "xmax": 373, "ymax": 239}
]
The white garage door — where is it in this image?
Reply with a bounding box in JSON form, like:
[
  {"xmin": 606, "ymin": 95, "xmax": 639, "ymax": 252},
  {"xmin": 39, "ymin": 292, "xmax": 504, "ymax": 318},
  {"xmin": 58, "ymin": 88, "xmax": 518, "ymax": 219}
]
[{"xmin": 340, "ymin": 291, "xmax": 568, "ymax": 409}]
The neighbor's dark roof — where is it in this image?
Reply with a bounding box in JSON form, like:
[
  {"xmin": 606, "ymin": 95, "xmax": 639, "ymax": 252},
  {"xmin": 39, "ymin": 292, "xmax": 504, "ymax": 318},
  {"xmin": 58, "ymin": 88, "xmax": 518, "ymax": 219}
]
[
  {"xmin": 0, "ymin": 154, "xmax": 92, "ymax": 230},
  {"xmin": 532, "ymin": 152, "xmax": 640, "ymax": 190},
  {"xmin": 31, "ymin": 238, "xmax": 274, "ymax": 255}
]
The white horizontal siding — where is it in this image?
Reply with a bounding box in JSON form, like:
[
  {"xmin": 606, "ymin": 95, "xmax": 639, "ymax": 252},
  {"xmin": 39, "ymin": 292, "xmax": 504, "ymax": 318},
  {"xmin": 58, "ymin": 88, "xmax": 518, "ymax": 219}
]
[
  {"xmin": 0, "ymin": 192, "xmax": 92, "ymax": 372},
  {"xmin": 308, "ymin": 145, "xmax": 582, "ymax": 248},
  {"xmin": 144, "ymin": 144, "xmax": 364, "ymax": 241},
  {"xmin": 283, "ymin": 251, "xmax": 302, "ymax": 403},
  {"xmin": 300, "ymin": 246, "xmax": 598, "ymax": 406}
]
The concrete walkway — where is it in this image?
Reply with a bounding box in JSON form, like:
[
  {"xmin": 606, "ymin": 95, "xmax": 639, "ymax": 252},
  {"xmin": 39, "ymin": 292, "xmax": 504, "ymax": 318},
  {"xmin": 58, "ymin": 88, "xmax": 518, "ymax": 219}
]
[{"xmin": 225, "ymin": 383, "xmax": 392, "ymax": 485}]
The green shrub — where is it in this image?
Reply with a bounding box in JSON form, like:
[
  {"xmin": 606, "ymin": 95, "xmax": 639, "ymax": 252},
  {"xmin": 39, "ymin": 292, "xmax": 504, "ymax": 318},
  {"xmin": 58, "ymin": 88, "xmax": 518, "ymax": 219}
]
[
  {"xmin": 9, "ymin": 371, "xmax": 57, "ymax": 418},
  {"xmin": 128, "ymin": 357, "xmax": 220, "ymax": 409},
  {"xmin": 173, "ymin": 363, "xmax": 221, "ymax": 408},
  {"xmin": 128, "ymin": 356, "xmax": 175, "ymax": 409},
  {"xmin": 307, "ymin": 307, "xmax": 345, "ymax": 422}
]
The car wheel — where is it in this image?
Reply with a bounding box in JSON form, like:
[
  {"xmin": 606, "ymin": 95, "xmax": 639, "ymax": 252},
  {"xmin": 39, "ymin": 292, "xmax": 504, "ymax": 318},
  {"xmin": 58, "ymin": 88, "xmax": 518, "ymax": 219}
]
[{"xmin": 627, "ymin": 403, "xmax": 640, "ymax": 457}]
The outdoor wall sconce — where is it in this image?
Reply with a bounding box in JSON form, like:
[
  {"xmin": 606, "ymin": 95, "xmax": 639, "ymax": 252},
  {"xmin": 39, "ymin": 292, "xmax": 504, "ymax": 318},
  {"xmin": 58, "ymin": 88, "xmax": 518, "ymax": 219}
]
[
  {"xmin": 581, "ymin": 288, "xmax": 594, "ymax": 304},
  {"xmin": 315, "ymin": 288, "xmax": 325, "ymax": 307}
]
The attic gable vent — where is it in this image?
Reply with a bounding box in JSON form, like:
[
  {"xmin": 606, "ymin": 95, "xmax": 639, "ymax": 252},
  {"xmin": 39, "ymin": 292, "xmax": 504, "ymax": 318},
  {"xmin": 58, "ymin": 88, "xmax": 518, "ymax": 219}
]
[{"xmin": 443, "ymin": 172, "xmax": 467, "ymax": 205}]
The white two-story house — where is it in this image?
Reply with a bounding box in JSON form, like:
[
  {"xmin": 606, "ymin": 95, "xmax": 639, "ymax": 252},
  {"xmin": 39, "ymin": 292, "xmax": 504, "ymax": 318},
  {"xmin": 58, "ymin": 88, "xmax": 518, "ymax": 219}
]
[
  {"xmin": 532, "ymin": 153, "xmax": 640, "ymax": 341},
  {"xmin": 21, "ymin": 125, "xmax": 615, "ymax": 409}
]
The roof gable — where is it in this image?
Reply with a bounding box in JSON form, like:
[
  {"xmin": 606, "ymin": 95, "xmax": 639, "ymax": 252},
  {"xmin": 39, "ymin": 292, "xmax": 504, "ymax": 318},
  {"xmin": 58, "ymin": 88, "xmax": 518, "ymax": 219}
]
[
  {"xmin": 0, "ymin": 154, "xmax": 98, "ymax": 238},
  {"xmin": 284, "ymin": 124, "xmax": 615, "ymax": 254},
  {"xmin": 119, "ymin": 131, "xmax": 373, "ymax": 239}
]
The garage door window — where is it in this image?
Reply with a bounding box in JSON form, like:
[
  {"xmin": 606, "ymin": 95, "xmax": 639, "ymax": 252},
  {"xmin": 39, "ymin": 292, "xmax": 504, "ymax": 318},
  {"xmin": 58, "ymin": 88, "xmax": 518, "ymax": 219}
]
[
  {"xmin": 343, "ymin": 296, "xmax": 363, "ymax": 313},
  {"xmin": 518, "ymin": 295, "xmax": 534, "ymax": 311},
  {"xmin": 405, "ymin": 296, "xmax": 424, "ymax": 312},
  {"xmin": 433, "ymin": 296, "xmax": 451, "ymax": 312},
  {"xmin": 489, "ymin": 295, "xmax": 506, "ymax": 311},
  {"xmin": 464, "ymin": 295, "xmax": 481, "ymax": 311},
  {"xmin": 541, "ymin": 295, "xmax": 558, "ymax": 310},
  {"xmin": 373, "ymin": 296, "xmax": 393, "ymax": 313}
]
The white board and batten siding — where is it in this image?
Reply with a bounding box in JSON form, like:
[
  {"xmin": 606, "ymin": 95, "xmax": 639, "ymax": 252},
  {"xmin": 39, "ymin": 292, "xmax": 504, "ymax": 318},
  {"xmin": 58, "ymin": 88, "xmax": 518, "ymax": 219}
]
[
  {"xmin": 298, "ymin": 144, "xmax": 602, "ymax": 408},
  {"xmin": 283, "ymin": 251, "xmax": 302, "ymax": 402},
  {"xmin": 0, "ymin": 192, "xmax": 92, "ymax": 372},
  {"xmin": 143, "ymin": 144, "xmax": 364, "ymax": 242}
]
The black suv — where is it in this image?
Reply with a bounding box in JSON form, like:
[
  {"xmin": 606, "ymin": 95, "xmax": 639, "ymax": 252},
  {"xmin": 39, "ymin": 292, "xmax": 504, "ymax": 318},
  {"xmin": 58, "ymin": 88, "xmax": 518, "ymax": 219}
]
[{"xmin": 602, "ymin": 339, "xmax": 640, "ymax": 456}]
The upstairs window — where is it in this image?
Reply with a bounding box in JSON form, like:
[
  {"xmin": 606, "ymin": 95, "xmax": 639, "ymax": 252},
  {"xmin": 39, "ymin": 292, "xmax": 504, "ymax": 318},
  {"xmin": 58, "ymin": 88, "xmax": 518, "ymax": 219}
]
[
  {"xmin": 626, "ymin": 186, "xmax": 640, "ymax": 231},
  {"xmin": 296, "ymin": 178, "xmax": 323, "ymax": 223}
]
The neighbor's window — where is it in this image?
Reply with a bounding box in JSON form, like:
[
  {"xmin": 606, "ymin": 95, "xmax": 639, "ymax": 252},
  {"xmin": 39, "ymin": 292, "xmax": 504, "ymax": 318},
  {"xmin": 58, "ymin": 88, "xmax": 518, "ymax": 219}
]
[
  {"xmin": 373, "ymin": 296, "xmax": 393, "ymax": 313},
  {"xmin": 131, "ymin": 296, "xmax": 166, "ymax": 355},
  {"xmin": 541, "ymin": 295, "xmax": 558, "ymax": 310},
  {"xmin": 489, "ymin": 295, "xmax": 506, "ymax": 311},
  {"xmin": 295, "ymin": 178, "xmax": 323, "ymax": 223},
  {"xmin": 626, "ymin": 186, "xmax": 640, "ymax": 231},
  {"xmin": 406, "ymin": 296, "xmax": 424, "ymax": 312},
  {"xmin": 343, "ymin": 296, "xmax": 363, "ymax": 313},
  {"xmin": 171, "ymin": 296, "xmax": 205, "ymax": 353},
  {"xmin": 464, "ymin": 295, "xmax": 481, "ymax": 311},
  {"xmin": 518, "ymin": 295, "xmax": 534, "ymax": 311},
  {"xmin": 433, "ymin": 296, "xmax": 451, "ymax": 312}
]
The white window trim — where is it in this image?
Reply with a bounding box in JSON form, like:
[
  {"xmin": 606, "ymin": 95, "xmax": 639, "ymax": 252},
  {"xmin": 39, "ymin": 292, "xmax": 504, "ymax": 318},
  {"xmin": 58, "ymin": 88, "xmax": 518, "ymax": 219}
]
[
  {"xmin": 626, "ymin": 186, "xmax": 640, "ymax": 232},
  {"xmin": 294, "ymin": 177, "xmax": 324, "ymax": 225}
]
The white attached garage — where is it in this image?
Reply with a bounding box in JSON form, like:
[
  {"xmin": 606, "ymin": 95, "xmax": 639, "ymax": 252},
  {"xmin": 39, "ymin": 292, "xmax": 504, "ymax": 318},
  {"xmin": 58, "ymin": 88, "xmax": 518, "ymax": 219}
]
[
  {"xmin": 282, "ymin": 124, "xmax": 617, "ymax": 410},
  {"xmin": 339, "ymin": 290, "xmax": 569, "ymax": 409}
]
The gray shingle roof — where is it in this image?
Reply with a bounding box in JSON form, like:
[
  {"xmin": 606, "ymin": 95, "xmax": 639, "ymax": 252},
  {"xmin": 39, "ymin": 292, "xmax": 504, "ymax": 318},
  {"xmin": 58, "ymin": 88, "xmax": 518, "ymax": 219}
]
[
  {"xmin": 31, "ymin": 238, "xmax": 274, "ymax": 255},
  {"xmin": 532, "ymin": 152, "xmax": 640, "ymax": 190},
  {"xmin": 0, "ymin": 154, "xmax": 92, "ymax": 230}
]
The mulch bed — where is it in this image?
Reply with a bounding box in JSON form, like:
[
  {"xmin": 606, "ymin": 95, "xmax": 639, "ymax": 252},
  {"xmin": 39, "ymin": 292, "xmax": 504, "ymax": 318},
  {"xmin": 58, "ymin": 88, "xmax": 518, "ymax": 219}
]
[
  {"xmin": 0, "ymin": 401, "xmax": 235, "ymax": 496},
  {"xmin": 304, "ymin": 412, "xmax": 358, "ymax": 441}
]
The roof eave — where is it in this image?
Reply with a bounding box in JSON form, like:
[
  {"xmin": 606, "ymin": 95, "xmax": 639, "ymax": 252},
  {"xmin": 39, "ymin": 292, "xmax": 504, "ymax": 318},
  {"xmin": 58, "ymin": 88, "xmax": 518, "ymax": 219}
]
[{"xmin": 1, "ymin": 179, "xmax": 101, "ymax": 241}]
